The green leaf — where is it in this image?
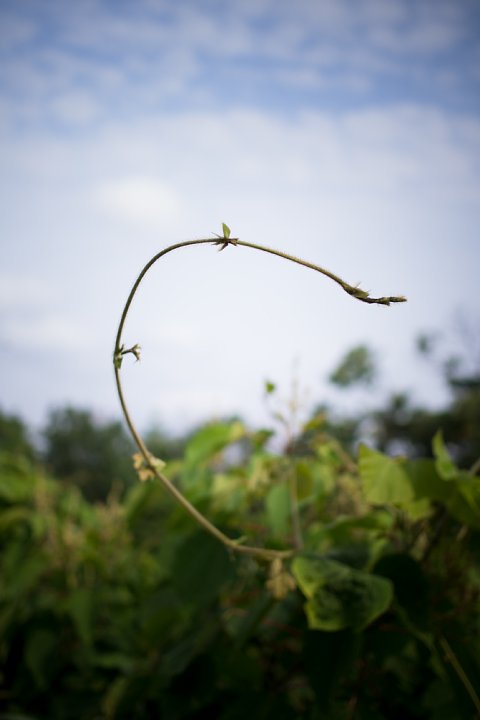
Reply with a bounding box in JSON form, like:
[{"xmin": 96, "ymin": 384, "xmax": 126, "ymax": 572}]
[
  {"xmin": 456, "ymin": 473, "xmax": 480, "ymax": 513},
  {"xmin": 318, "ymin": 511, "xmax": 394, "ymax": 545},
  {"xmin": 264, "ymin": 380, "xmax": 276, "ymax": 394},
  {"xmin": 185, "ymin": 421, "xmax": 244, "ymax": 469},
  {"xmin": 329, "ymin": 345, "xmax": 376, "ymax": 388},
  {"xmin": 432, "ymin": 431, "xmax": 458, "ymax": 481},
  {"xmin": 292, "ymin": 555, "xmax": 393, "ymax": 631},
  {"xmin": 406, "ymin": 459, "xmax": 452, "ymax": 504},
  {"xmin": 447, "ymin": 473, "xmax": 480, "ymax": 528},
  {"xmin": 359, "ymin": 445, "xmax": 415, "ymax": 506},
  {"xmin": 183, "ymin": 421, "xmax": 245, "ymax": 485},
  {"xmin": 265, "ymin": 482, "xmax": 290, "ymax": 539},
  {"xmin": 222, "ymin": 222, "xmax": 231, "ymax": 238}
]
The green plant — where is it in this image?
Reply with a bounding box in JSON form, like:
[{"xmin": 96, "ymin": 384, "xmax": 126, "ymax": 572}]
[{"xmin": 1, "ymin": 420, "xmax": 480, "ymax": 718}]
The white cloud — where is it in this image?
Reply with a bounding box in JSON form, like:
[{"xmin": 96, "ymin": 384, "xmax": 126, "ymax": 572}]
[
  {"xmin": 2, "ymin": 315, "xmax": 87, "ymax": 354},
  {"xmin": 0, "ymin": 0, "xmax": 477, "ymax": 134},
  {"xmin": 94, "ymin": 176, "xmax": 182, "ymax": 229}
]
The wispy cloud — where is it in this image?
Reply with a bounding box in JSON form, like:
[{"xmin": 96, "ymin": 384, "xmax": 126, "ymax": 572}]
[
  {"xmin": 94, "ymin": 176, "xmax": 182, "ymax": 230},
  {"xmin": 1, "ymin": 0, "xmax": 479, "ymax": 134}
]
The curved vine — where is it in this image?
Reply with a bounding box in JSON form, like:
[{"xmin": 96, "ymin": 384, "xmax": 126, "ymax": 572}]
[{"xmin": 113, "ymin": 227, "xmax": 407, "ymax": 561}]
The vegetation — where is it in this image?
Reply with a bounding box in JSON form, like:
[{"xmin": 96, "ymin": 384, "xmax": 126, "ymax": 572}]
[
  {"xmin": 1, "ymin": 391, "xmax": 479, "ymax": 718},
  {"xmin": 1, "ymin": 234, "xmax": 478, "ymax": 717}
]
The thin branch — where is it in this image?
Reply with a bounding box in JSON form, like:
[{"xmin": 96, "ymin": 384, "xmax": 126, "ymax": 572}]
[
  {"xmin": 236, "ymin": 239, "xmax": 407, "ymax": 306},
  {"xmin": 439, "ymin": 635, "xmax": 480, "ymax": 716}
]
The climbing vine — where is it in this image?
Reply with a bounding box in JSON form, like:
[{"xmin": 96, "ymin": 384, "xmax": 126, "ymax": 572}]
[{"xmin": 113, "ymin": 224, "xmax": 406, "ymax": 561}]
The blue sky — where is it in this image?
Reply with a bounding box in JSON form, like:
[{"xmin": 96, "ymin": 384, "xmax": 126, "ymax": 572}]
[{"xmin": 1, "ymin": 0, "xmax": 480, "ymax": 432}]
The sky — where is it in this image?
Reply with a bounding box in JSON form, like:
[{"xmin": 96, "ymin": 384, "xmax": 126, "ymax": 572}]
[{"xmin": 1, "ymin": 0, "xmax": 480, "ymax": 434}]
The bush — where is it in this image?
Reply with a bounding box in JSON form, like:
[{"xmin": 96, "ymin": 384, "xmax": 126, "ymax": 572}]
[{"xmin": 0, "ymin": 417, "xmax": 479, "ymax": 719}]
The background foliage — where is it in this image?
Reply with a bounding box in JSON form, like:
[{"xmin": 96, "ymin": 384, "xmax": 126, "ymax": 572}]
[{"xmin": 1, "ymin": 339, "xmax": 479, "ymax": 719}]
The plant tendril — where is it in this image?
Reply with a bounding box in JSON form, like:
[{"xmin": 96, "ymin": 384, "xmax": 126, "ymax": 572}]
[{"xmin": 113, "ymin": 232, "xmax": 407, "ymax": 560}]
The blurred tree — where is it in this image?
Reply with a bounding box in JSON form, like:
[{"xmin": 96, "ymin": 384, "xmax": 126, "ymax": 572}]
[
  {"xmin": 0, "ymin": 407, "xmax": 37, "ymax": 460},
  {"xmin": 42, "ymin": 407, "xmax": 135, "ymax": 502},
  {"xmin": 321, "ymin": 332, "xmax": 480, "ymax": 469},
  {"xmin": 374, "ymin": 385, "xmax": 480, "ymax": 467},
  {"xmin": 329, "ymin": 344, "xmax": 377, "ymax": 388},
  {"xmin": 144, "ymin": 424, "xmax": 188, "ymax": 462}
]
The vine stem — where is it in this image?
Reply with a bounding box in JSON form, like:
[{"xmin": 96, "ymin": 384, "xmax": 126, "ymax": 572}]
[
  {"xmin": 113, "ymin": 235, "xmax": 406, "ymax": 561},
  {"xmin": 439, "ymin": 635, "xmax": 480, "ymax": 715}
]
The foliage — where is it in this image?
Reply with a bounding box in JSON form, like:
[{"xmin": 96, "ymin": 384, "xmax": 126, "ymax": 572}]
[
  {"xmin": 42, "ymin": 407, "xmax": 136, "ymax": 502},
  {"xmin": 318, "ymin": 336, "xmax": 480, "ymax": 466},
  {"xmin": 0, "ymin": 409, "xmax": 37, "ymax": 461},
  {"xmin": 329, "ymin": 345, "xmax": 377, "ymax": 388},
  {"xmin": 1, "ymin": 414, "xmax": 480, "ymax": 719},
  {"xmin": 372, "ymin": 386, "xmax": 480, "ymax": 467}
]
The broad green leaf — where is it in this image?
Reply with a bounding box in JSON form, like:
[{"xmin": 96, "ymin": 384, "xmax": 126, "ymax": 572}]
[
  {"xmin": 292, "ymin": 555, "xmax": 393, "ymax": 631},
  {"xmin": 359, "ymin": 445, "xmax": 414, "ymax": 506},
  {"xmin": 402, "ymin": 497, "xmax": 432, "ymax": 520},
  {"xmin": 316, "ymin": 511, "xmax": 394, "ymax": 546},
  {"xmin": 265, "ymin": 482, "xmax": 290, "ymax": 538},
  {"xmin": 327, "ymin": 510, "xmax": 394, "ymax": 534},
  {"xmin": 432, "ymin": 430, "xmax": 458, "ymax": 481},
  {"xmin": 264, "ymin": 380, "xmax": 276, "ymax": 394},
  {"xmin": 222, "ymin": 222, "xmax": 231, "ymax": 238},
  {"xmin": 407, "ymin": 458, "xmax": 480, "ymax": 527},
  {"xmin": 184, "ymin": 421, "xmax": 245, "ymax": 470},
  {"xmin": 447, "ymin": 473, "xmax": 480, "ymax": 528},
  {"xmin": 456, "ymin": 473, "xmax": 480, "ymax": 513},
  {"xmin": 406, "ymin": 459, "xmax": 452, "ymax": 503}
]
